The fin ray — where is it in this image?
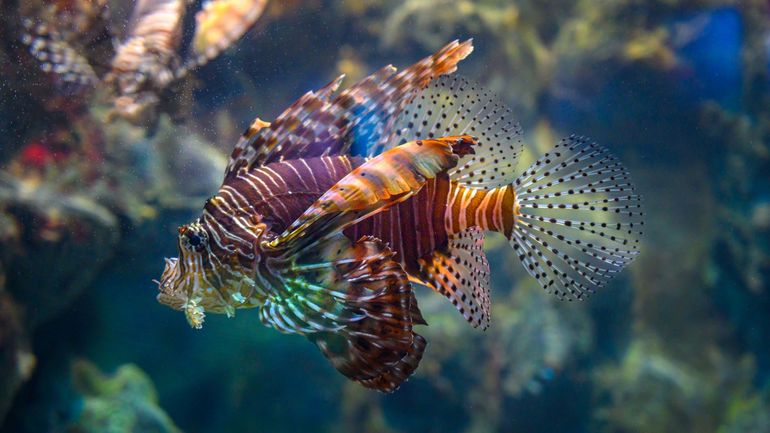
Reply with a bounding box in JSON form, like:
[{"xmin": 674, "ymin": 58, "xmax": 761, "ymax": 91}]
[
  {"xmin": 21, "ymin": 19, "xmax": 99, "ymax": 96},
  {"xmin": 388, "ymin": 75, "xmax": 524, "ymax": 188},
  {"xmin": 510, "ymin": 135, "xmax": 643, "ymax": 300},
  {"xmin": 225, "ymin": 40, "xmax": 474, "ymax": 174},
  {"xmin": 418, "ymin": 226, "xmax": 491, "ymax": 329},
  {"xmin": 261, "ymin": 235, "xmax": 425, "ymax": 392}
]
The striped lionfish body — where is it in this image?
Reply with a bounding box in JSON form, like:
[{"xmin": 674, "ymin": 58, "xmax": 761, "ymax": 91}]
[
  {"xmin": 20, "ymin": 0, "xmax": 268, "ymax": 121},
  {"xmin": 157, "ymin": 40, "xmax": 644, "ymax": 392}
]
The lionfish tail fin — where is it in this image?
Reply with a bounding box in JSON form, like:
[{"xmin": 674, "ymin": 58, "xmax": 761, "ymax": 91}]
[
  {"xmin": 509, "ymin": 135, "xmax": 644, "ymax": 300},
  {"xmin": 262, "ymin": 236, "xmax": 425, "ymax": 392}
]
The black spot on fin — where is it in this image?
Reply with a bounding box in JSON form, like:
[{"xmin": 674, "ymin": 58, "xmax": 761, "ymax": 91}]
[
  {"xmin": 418, "ymin": 226, "xmax": 491, "ymax": 329},
  {"xmin": 389, "ymin": 75, "xmax": 524, "ymax": 189},
  {"xmin": 510, "ymin": 135, "xmax": 644, "ymax": 300}
]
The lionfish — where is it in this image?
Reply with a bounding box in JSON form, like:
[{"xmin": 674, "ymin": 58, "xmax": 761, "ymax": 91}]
[
  {"xmin": 156, "ymin": 40, "xmax": 644, "ymax": 392},
  {"xmin": 20, "ymin": 0, "xmax": 268, "ymax": 121}
]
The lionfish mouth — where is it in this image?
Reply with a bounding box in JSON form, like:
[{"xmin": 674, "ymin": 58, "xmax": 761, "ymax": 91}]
[{"xmin": 155, "ymin": 257, "xmax": 208, "ymax": 329}]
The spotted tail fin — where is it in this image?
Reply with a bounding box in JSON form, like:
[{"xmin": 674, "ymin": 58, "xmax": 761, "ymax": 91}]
[{"xmin": 509, "ymin": 135, "xmax": 643, "ymax": 300}]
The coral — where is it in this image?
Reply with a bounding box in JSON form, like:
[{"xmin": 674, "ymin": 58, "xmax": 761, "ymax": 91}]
[
  {"xmin": 695, "ymin": 0, "xmax": 770, "ymax": 375},
  {"xmin": 344, "ymin": 0, "xmax": 740, "ymax": 127},
  {"xmin": 145, "ymin": 117, "xmax": 227, "ymax": 209},
  {"xmin": 0, "ymin": 173, "xmax": 119, "ymax": 325},
  {"xmin": 718, "ymin": 388, "xmax": 770, "ymax": 433},
  {"xmin": 594, "ymin": 338, "xmax": 756, "ymax": 433},
  {"xmin": 2, "ymin": 0, "xmax": 770, "ymax": 432},
  {"xmin": 67, "ymin": 360, "xmax": 182, "ymax": 433}
]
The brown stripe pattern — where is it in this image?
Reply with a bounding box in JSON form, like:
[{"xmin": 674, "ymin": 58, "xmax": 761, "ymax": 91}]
[
  {"xmin": 213, "ymin": 151, "xmax": 515, "ymax": 281},
  {"xmin": 345, "ymin": 177, "xmax": 450, "ymax": 275},
  {"xmin": 213, "ymin": 156, "xmax": 357, "ymax": 235}
]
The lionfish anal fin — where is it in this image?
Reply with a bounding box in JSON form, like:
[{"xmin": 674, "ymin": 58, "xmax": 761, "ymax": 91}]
[{"xmin": 418, "ymin": 226, "xmax": 492, "ymax": 329}]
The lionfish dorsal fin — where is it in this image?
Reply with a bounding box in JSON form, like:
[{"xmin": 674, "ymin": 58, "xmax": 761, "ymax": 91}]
[
  {"xmin": 389, "ymin": 75, "xmax": 524, "ymax": 189},
  {"xmin": 226, "ymin": 80, "xmax": 342, "ymax": 175},
  {"xmin": 224, "ymin": 39, "xmax": 474, "ymax": 175},
  {"xmin": 261, "ymin": 235, "xmax": 425, "ymax": 392},
  {"xmin": 266, "ymin": 136, "xmax": 474, "ymax": 254},
  {"xmin": 418, "ymin": 226, "xmax": 492, "ymax": 329}
]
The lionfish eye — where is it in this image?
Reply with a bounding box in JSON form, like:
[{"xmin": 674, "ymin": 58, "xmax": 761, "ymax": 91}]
[
  {"xmin": 180, "ymin": 225, "xmax": 208, "ymax": 251},
  {"xmin": 188, "ymin": 233, "xmax": 202, "ymax": 247}
]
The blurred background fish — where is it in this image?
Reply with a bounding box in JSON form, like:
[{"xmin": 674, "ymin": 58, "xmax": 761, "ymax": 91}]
[{"xmin": 18, "ymin": 0, "xmax": 268, "ymax": 123}]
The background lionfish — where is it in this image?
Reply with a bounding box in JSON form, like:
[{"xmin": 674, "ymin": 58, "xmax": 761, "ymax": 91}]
[
  {"xmin": 20, "ymin": 0, "xmax": 268, "ymax": 121},
  {"xmin": 156, "ymin": 40, "xmax": 644, "ymax": 392}
]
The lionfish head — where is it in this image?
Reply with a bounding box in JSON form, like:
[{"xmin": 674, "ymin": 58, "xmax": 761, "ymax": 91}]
[{"xmin": 156, "ymin": 221, "xmax": 248, "ymax": 329}]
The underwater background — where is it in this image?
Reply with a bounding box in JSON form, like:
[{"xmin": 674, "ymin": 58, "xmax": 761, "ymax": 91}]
[{"xmin": 1, "ymin": 0, "xmax": 769, "ymax": 432}]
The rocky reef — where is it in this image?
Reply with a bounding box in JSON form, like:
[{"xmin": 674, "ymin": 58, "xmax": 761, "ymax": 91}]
[{"xmin": 67, "ymin": 360, "xmax": 182, "ymax": 433}]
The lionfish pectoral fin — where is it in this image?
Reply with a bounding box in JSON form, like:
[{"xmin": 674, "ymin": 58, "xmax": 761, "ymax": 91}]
[
  {"xmin": 270, "ymin": 136, "xmax": 476, "ymax": 253},
  {"xmin": 418, "ymin": 226, "xmax": 492, "ymax": 329},
  {"xmin": 510, "ymin": 135, "xmax": 644, "ymax": 300},
  {"xmin": 261, "ymin": 235, "xmax": 425, "ymax": 392}
]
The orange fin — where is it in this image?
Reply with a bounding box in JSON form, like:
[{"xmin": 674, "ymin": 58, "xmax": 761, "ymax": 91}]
[
  {"xmin": 187, "ymin": 0, "xmax": 268, "ymax": 68},
  {"xmin": 418, "ymin": 226, "xmax": 491, "ymax": 329},
  {"xmin": 268, "ymin": 136, "xmax": 475, "ymax": 253}
]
